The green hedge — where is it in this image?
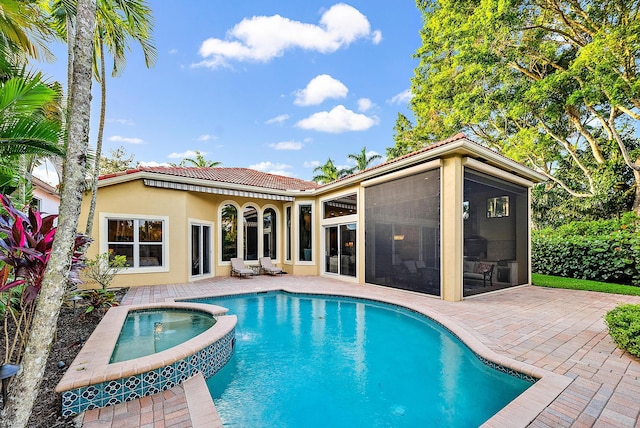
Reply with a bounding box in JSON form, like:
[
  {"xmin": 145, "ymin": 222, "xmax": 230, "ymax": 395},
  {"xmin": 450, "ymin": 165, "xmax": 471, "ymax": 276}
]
[
  {"xmin": 605, "ymin": 304, "xmax": 640, "ymax": 358},
  {"xmin": 532, "ymin": 212, "xmax": 640, "ymax": 286}
]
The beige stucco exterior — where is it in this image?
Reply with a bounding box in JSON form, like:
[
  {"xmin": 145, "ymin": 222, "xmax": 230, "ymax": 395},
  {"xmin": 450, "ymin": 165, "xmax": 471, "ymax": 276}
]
[{"xmin": 80, "ymin": 135, "xmax": 545, "ymax": 301}]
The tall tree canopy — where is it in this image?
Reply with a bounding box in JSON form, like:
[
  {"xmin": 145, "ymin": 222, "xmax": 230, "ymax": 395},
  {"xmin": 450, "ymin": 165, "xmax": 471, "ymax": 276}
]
[{"xmin": 393, "ymin": 0, "xmax": 640, "ymax": 219}]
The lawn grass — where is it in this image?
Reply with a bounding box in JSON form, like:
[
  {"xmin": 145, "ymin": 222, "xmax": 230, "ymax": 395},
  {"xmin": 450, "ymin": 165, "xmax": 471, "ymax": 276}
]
[{"xmin": 532, "ymin": 273, "xmax": 640, "ymax": 296}]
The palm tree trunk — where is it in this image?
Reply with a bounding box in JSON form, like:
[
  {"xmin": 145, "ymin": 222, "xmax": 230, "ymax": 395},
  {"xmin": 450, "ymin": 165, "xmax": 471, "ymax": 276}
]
[
  {"xmin": 85, "ymin": 36, "xmax": 106, "ymax": 237},
  {"xmin": 633, "ymin": 167, "xmax": 640, "ymax": 215},
  {"xmin": 0, "ymin": 0, "xmax": 96, "ymax": 425}
]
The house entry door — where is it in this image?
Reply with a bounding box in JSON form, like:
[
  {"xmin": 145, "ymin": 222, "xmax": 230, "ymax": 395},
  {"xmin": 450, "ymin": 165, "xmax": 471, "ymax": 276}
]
[{"xmin": 324, "ymin": 223, "xmax": 356, "ymax": 277}]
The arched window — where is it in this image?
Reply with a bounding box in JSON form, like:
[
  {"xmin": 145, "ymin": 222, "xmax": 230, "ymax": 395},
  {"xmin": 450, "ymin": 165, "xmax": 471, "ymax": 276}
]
[
  {"xmin": 221, "ymin": 204, "xmax": 237, "ymax": 261},
  {"xmin": 243, "ymin": 205, "xmax": 258, "ymax": 261},
  {"xmin": 263, "ymin": 208, "xmax": 277, "ymax": 259}
]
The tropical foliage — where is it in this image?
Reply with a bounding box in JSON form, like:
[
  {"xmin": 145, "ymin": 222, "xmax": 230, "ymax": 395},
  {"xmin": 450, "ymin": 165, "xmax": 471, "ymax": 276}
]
[
  {"xmin": 0, "ymin": 194, "xmax": 89, "ymax": 364},
  {"xmin": 532, "ymin": 212, "xmax": 640, "ymax": 285},
  {"xmin": 179, "ymin": 150, "xmax": 222, "ymax": 167},
  {"xmin": 347, "ymin": 146, "xmax": 382, "ymax": 172},
  {"xmin": 1, "ymin": 0, "xmax": 97, "ymax": 423},
  {"xmin": 393, "ymin": 0, "xmax": 640, "ymax": 217},
  {"xmin": 312, "ymin": 158, "xmax": 350, "ymax": 184},
  {"xmin": 605, "ymin": 304, "xmax": 640, "ymax": 358}
]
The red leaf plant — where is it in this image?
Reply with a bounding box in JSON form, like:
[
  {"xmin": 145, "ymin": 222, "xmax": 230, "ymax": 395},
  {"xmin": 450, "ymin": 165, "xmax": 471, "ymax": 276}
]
[{"xmin": 0, "ymin": 194, "xmax": 90, "ymax": 303}]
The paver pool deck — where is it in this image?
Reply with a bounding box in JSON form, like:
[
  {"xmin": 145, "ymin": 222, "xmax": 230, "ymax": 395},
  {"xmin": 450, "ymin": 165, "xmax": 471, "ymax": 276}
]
[{"xmin": 77, "ymin": 275, "xmax": 640, "ymax": 427}]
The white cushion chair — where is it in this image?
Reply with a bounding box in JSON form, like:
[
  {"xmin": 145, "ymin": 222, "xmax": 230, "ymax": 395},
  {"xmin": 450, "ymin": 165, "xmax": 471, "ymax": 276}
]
[
  {"xmin": 259, "ymin": 257, "xmax": 283, "ymax": 275},
  {"xmin": 230, "ymin": 258, "xmax": 254, "ymax": 278}
]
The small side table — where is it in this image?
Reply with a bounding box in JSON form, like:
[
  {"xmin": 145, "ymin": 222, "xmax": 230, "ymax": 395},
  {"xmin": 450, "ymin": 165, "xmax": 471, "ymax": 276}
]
[{"xmin": 0, "ymin": 364, "xmax": 20, "ymax": 407}]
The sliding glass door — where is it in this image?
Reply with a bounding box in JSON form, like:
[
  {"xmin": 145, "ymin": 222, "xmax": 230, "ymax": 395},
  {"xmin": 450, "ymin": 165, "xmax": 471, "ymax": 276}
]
[{"xmin": 324, "ymin": 223, "xmax": 356, "ymax": 277}]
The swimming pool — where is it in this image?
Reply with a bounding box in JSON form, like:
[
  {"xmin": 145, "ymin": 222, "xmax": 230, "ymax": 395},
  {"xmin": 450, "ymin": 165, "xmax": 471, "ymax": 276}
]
[{"xmin": 191, "ymin": 292, "xmax": 533, "ymax": 427}]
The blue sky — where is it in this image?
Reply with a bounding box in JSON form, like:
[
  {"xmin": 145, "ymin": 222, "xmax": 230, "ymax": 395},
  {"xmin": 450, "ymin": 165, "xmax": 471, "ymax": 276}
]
[{"xmin": 32, "ymin": 1, "xmax": 423, "ymax": 183}]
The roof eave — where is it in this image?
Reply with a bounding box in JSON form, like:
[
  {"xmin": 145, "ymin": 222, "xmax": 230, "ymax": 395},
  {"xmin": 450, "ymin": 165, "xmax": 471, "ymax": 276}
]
[
  {"xmin": 98, "ymin": 170, "xmax": 310, "ymax": 196},
  {"xmin": 314, "ymin": 138, "xmax": 546, "ymax": 194}
]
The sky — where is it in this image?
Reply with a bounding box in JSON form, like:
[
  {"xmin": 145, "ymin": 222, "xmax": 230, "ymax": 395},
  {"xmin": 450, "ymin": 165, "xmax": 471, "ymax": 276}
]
[{"xmin": 31, "ymin": 1, "xmax": 424, "ymax": 184}]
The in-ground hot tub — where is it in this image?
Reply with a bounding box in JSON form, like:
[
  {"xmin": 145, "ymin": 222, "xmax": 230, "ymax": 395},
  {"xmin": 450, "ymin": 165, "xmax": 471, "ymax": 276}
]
[{"xmin": 55, "ymin": 302, "xmax": 236, "ymax": 417}]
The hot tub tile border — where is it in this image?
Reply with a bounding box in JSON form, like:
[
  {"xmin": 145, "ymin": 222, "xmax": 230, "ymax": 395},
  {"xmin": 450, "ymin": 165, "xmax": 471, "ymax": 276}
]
[{"xmin": 60, "ymin": 328, "xmax": 235, "ymax": 417}]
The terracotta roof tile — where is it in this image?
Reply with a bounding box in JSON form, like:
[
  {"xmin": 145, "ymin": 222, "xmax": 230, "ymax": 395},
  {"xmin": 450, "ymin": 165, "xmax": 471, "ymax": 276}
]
[{"xmin": 100, "ymin": 167, "xmax": 318, "ymax": 191}]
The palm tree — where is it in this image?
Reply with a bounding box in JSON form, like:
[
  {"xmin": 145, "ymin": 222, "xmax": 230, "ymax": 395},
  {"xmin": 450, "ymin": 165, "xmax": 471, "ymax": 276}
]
[
  {"xmin": 84, "ymin": 0, "xmax": 157, "ymax": 236},
  {"xmin": 0, "ymin": 0, "xmax": 55, "ymax": 67},
  {"xmin": 0, "ymin": 67, "xmax": 64, "ymax": 200},
  {"xmin": 180, "ymin": 150, "xmax": 222, "ymax": 167},
  {"xmin": 347, "ymin": 146, "xmax": 382, "ymax": 172},
  {"xmin": 312, "ymin": 158, "xmax": 351, "ymax": 184},
  {"xmin": 0, "ymin": 0, "xmax": 96, "ymax": 424}
]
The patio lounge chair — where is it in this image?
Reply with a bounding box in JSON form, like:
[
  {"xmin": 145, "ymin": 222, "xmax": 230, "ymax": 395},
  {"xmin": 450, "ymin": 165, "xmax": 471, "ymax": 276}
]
[
  {"xmin": 259, "ymin": 257, "xmax": 283, "ymax": 275},
  {"xmin": 230, "ymin": 258, "xmax": 254, "ymax": 278}
]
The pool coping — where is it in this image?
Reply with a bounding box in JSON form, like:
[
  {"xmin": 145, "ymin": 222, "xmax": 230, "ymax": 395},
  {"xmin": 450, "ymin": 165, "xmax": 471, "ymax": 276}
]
[{"xmin": 169, "ymin": 286, "xmax": 573, "ymax": 427}]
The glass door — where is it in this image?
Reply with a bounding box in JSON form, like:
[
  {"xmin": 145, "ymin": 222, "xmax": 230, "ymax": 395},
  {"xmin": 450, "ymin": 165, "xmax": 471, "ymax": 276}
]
[
  {"xmin": 325, "ymin": 226, "xmax": 338, "ymax": 274},
  {"xmin": 340, "ymin": 224, "xmax": 356, "ymax": 277},
  {"xmin": 191, "ymin": 224, "xmax": 211, "ymax": 276},
  {"xmin": 324, "ymin": 223, "xmax": 356, "ymax": 277}
]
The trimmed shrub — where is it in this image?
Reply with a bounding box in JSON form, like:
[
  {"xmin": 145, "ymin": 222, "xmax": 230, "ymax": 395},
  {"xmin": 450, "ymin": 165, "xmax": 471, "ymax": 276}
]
[
  {"xmin": 605, "ymin": 304, "xmax": 640, "ymax": 358},
  {"xmin": 532, "ymin": 212, "xmax": 640, "ymax": 286}
]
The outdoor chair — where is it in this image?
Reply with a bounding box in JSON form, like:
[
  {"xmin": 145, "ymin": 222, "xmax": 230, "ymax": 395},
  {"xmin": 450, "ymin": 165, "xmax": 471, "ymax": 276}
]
[
  {"xmin": 259, "ymin": 257, "xmax": 283, "ymax": 275},
  {"xmin": 230, "ymin": 258, "xmax": 254, "ymax": 278}
]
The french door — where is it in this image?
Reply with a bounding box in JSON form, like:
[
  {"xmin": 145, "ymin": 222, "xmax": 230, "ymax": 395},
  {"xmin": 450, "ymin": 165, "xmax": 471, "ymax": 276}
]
[{"xmin": 324, "ymin": 223, "xmax": 356, "ymax": 277}]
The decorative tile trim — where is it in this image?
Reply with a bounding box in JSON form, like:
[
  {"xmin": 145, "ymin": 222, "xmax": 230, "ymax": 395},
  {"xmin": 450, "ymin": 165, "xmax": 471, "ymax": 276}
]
[{"xmin": 61, "ymin": 329, "xmax": 235, "ymax": 417}]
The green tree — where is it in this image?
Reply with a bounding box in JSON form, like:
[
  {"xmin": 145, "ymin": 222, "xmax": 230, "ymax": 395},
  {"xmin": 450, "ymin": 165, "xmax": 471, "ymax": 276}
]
[
  {"xmin": 347, "ymin": 146, "xmax": 382, "ymax": 172},
  {"xmin": 387, "ymin": 113, "xmax": 414, "ymax": 159},
  {"xmin": 0, "ymin": 0, "xmax": 96, "ymax": 424},
  {"xmin": 179, "ymin": 150, "xmax": 222, "ymax": 167},
  {"xmin": 98, "ymin": 145, "xmax": 135, "ymax": 174},
  {"xmin": 312, "ymin": 158, "xmax": 351, "ymax": 184},
  {"xmin": 398, "ymin": 0, "xmax": 640, "ymax": 215}
]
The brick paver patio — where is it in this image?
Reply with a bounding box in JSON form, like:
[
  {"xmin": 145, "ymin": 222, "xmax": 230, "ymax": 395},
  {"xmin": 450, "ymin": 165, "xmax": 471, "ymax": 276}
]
[{"xmin": 76, "ymin": 275, "xmax": 640, "ymax": 427}]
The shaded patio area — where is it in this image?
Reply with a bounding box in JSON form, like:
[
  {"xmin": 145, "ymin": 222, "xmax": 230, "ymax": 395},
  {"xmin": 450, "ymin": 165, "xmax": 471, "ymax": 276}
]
[{"xmin": 79, "ymin": 275, "xmax": 640, "ymax": 427}]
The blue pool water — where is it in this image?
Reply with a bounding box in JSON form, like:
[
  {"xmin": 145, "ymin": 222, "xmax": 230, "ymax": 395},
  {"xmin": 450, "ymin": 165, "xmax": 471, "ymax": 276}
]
[
  {"xmin": 192, "ymin": 292, "xmax": 532, "ymax": 427},
  {"xmin": 110, "ymin": 309, "xmax": 216, "ymax": 363}
]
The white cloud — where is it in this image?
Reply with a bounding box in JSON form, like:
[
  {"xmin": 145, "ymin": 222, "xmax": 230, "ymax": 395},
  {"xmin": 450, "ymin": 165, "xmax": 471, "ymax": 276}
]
[
  {"xmin": 168, "ymin": 150, "xmax": 201, "ymax": 159},
  {"xmin": 357, "ymin": 98, "xmax": 373, "ymax": 112},
  {"xmin": 295, "ymin": 105, "xmax": 378, "ymax": 133},
  {"xmin": 109, "ymin": 135, "xmax": 144, "ymax": 144},
  {"xmin": 389, "ymin": 89, "xmax": 412, "ymax": 105},
  {"xmin": 304, "ymin": 160, "xmax": 321, "ymax": 168},
  {"xmin": 194, "ymin": 4, "xmax": 379, "ymax": 68},
  {"xmin": 371, "ymin": 30, "xmax": 382, "ymax": 44},
  {"xmin": 196, "ymin": 134, "xmax": 216, "ymax": 141},
  {"xmin": 169, "ymin": 48, "xmax": 178, "ymax": 54},
  {"xmin": 294, "ymin": 74, "xmax": 348, "ymax": 106},
  {"xmin": 265, "ymin": 114, "xmax": 290, "ymax": 125},
  {"xmin": 108, "ymin": 118, "xmax": 134, "ymax": 126},
  {"xmin": 269, "ymin": 141, "xmax": 303, "ymax": 150},
  {"xmin": 249, "ymin": 161, "xmax": 294, "ymax": 177},
  {"xmin": 138, "ymin": 161, "xmax": 172, "ymax": 167}
]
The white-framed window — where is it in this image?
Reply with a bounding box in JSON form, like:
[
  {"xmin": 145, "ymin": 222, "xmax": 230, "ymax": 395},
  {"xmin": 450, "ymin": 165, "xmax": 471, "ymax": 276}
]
[
  {"xmin": 220, "ymin": 202, "xmax": 239, "ymax": 262},
  {"xmin": 101, "ymin": 213, "xmax": 169, "ymax": 273},
  {"xmin": 263, "ymin": 207, "xmax": 277, "ymax": 259},
  {"xmin": 297, "ymin": 202, "xmax": 313, "ymax": 263}
]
